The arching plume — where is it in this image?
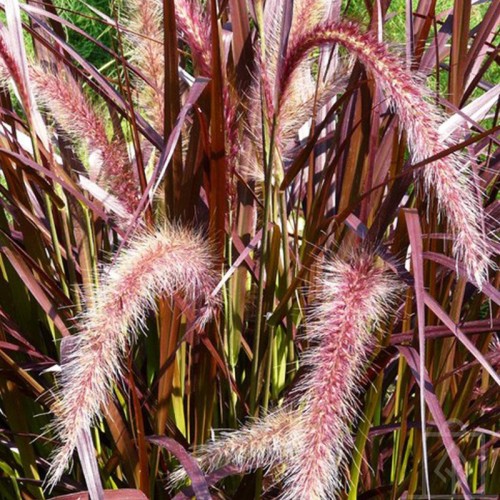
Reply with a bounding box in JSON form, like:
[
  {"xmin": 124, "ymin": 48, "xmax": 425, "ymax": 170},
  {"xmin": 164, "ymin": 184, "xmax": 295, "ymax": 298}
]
[
  {"xmin": 171, "ymin": 0, "xmax": 212, "ymax": 75},
  {"xmin": 46, "ymin": 225, "xmax": 220, "ymax": 490},
  {"xmin": 239, "ymin": 1, "xmax": 347, "ymax": 185},
  {"xmin": 174, "ymin": 252, "xmax": 399, "ymax": 499},
  {"xmin": 169, "ymin": 407, "xmax": 300, "ymax": 488},
  {"xmin": 28, "ymin": 65, "xmax": 139, "ymax": 214},
  {"xmin": 280, "ymin": 252, "xmax": 399, "ymax": 499},
  {"xmin": 280, "ymin": 21, "xmax": 491, "ymax": 286},
  {"xmin": 0, "ymin": 30, "xmax": 139, "ymax": 216},
  {"xmin": 125, "ymin": 0, "xmax": 165, "ymax": 131}
]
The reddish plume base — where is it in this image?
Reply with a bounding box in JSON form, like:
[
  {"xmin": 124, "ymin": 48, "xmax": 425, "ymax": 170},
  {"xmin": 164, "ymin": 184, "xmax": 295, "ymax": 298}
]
[{"xmin": 46, "ymin": 225, "xmax": 220, "ymax": 490}]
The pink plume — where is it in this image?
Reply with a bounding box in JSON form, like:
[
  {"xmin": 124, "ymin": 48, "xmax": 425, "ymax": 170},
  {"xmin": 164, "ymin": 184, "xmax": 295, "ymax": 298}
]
[
  {"xmin": 46, "ymin": 225, "xmax": 220, "ymax": 490},
  {"xmin": 281, "ymin": 21, "xmax": 492, "ymax": 286}
]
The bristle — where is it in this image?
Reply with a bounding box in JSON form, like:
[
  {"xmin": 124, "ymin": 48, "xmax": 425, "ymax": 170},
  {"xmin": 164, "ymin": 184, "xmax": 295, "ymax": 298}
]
[
  {"xmin": 125, "ymin": 0, "xmax": 165, "ymax": 132},
  {"xmin": 281, "ymin": 21, "xmax": 492, "ymax": 287},
  {"xmin": 45, "ymin": 225, "xmax": 220, "ymax": 490},
  {"xmin": 173, "ymin": 252, "xmax": 399, "ymax": 499},
  {"xmin": 172, "ymin": 0, "xmax": 212, "ymax": 75},
  {"xmin": 290, "ymin": 0, "xmax": 333, "ymax": 42},
  {"xmin": 0, "ymin": 29, "xmax": 31, "ymax": 113},
  {"xmin": 170, "ymin": 408, "xmax": 300, "ymax": 487}
]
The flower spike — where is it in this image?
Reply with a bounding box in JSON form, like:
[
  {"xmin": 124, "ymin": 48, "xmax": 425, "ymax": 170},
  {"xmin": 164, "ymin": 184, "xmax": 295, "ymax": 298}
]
[
  {"xmin": 46, "ymin": 225, "xmax": 220, "ymax": 490},
  {"xmin": 281, "ymin": 21, "xmax": 492, "ymax": 286}
]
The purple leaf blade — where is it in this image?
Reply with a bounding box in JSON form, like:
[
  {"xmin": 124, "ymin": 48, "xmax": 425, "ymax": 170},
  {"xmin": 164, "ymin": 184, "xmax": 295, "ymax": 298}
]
[
  {"xmin": 423, "ymin": 291, "xmax": 500, "ymax": 386},
  {"xmin": 398, "ymin": 345, "xmax": 472, "ymax": 499},
  {"xmin": 147, "ymin": 436, "xmax": 211, "ymax": 500},
  {"xmin": 405, "ymin": 209, "xmax": 431, "ymax": 498}
]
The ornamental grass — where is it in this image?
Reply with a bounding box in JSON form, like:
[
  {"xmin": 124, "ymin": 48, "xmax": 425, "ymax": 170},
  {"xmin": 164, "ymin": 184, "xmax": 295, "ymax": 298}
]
[{"xmin": 0, "ymin": 1, "xmax": 498, "ymax": 499}]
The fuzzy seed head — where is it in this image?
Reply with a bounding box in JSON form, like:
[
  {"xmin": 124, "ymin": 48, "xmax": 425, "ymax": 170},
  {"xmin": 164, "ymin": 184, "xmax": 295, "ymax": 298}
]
[
  {"xmin": 170, "ymin": 407, "xmax": 301, "ymax": 488},
  {"xmin": 173, "ymin": 252, "xmax": 399, "ymax": 500},
  {"xmin": 282, "ymin": 21, "xmax": 493, "ymax": 286},
  {"xmin": 125, "ymin": 0, "xmax": 165, "ymax": 131},
  {"xmin": 171, "ymin": 0, "xmax": 212, "ymax": 75},
  {"xmin": 29, "ymin": 65, "xmax": 140, "ymax": 215},
  {"xmin": 46, "ymin": 225, "xmax": 220, "ymax": 490},
  {"xmin": 280, "ymin": 252, "xmax": 400, "ymax": 499}
]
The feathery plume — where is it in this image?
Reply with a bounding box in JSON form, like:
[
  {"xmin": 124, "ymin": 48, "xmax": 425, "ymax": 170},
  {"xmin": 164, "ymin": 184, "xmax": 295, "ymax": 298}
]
[
  {"xmin": 240, "ymin": 66, "xmax": 349, "ymax": 184},
  {"xmin": 125, "ymin": 0, "xmax": 165, "ymax": 132},
  {"xmin": 169, "ymin": 407, "xmax": 300, "ymax": 487},
  {"xmin": 197, "ymin": 408, "xmax": 297, "ymax": 474},
  {"xmin": 281, "ymin": 21, "xmax": 492, "ymax": 286},
  {"xmin": 238, "ymin": 2, "xmax": 346, "ymax": 184},
  {"xmin": 0, "ymin": 28, "xmax": 32, "ymax": 118},
  {"xmin": 46, "ymin": 225, "xmax": 220, "ymax": 490},
  {"xmin": 28, "ymin": 65, "xmax": 139, "ymax": 214},
  {"xmin": 176, "ymin": 252, "xmax": 398, "ymax": 499},
  {"xmin": 0, "ymin": 27, "xmax": 138, "ymax": 215},
  {"xmin": 280, "ymin": 252, "xmax": 399, "ymax": 499},
  {"xmin": 289, "ymin": 0, "xmax": 335, "ymax": 43},
  {"xmin": 172, "ymin": 0, "xmax": 212, "ymax": 75}
]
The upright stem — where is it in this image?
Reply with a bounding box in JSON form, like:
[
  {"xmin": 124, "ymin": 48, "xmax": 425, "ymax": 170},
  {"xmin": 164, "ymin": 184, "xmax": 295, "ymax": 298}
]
[{"xmin": 249, "ymin": 115, "xmax": 276, "ymax": 414}]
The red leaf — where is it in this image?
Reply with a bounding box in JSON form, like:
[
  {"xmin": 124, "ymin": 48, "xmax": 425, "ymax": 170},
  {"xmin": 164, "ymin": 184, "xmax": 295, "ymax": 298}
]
[{"xmin": 147, "ymin": 436, "xmax": 211, "ymax": 500}]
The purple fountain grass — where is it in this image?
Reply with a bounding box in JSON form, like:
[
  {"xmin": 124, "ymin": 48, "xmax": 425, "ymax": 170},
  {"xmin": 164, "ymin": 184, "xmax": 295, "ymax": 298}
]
[
  {"xmin": 238, "ymin": 1, "xmax": 346, "ymax": 185},
  {"xmin": 169, "ymin": 407, "xmax": 300, "ymax": 487},
  {"xmin": 280, "ymin": 20, "xmax": 492, "ymax": 286},
  {"xmin": 0, "ymin": 30, "xmax": 139, "ymax": 215},
  {"xmin": 241, "ymin": 67, "xmax": 348, "ymax": 184},
  {"xmin": 280, "ymin": 251, "xmax": 399, "ymax": 499},
  {"xmin": 45, "ymin": 225, "xmax": 220, "ymax": 490},
  {"xmin": 130, "ymin": 0, "xmax": 242, "ymax": 186},
  {"xmin": 0, "ymin": 28, "xmax": 30, "ymax": 109},
  {"xmin": 236, "ymin": 46, "xmax": 275, "ymax": 182},
  {"xmin": 235, "ymin": 0, "xmax": 285, "ymax": 168},
  {"xmin": 126, "ymin": 0, "xmax": 165, "ymax": 132},
  {"xmin": 169, "ymin": 0, "xmax": 242, "ymax": 193},
  {"xmin": 125, "ymin": 0, "xmax": 212, "ymax": 131},
  {"xmin": 28, "ymin": 65, "xmax": 140, "ymax": 214},
  {"xmin": 172, "ymin": 0, "xmax": 212, "ymax": 76},
  {"xmin": 175, "ymin": 251, "xmax": 398, "ymax": 499},
  {"xmin": 289, "ymin": 0, "xmax": 336, "ymax": 42}
]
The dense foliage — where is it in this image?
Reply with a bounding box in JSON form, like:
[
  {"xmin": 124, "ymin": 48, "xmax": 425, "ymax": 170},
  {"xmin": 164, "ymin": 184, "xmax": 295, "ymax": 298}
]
[{"xmin": 0, "ymin": 0, "xmax": 498, "ymax": 499}]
